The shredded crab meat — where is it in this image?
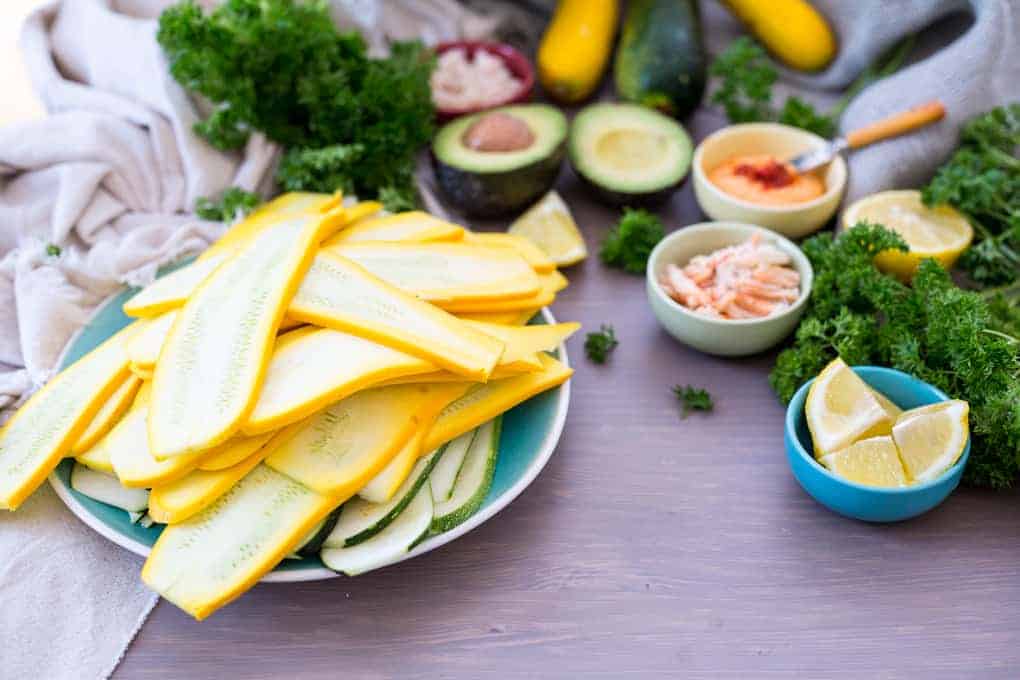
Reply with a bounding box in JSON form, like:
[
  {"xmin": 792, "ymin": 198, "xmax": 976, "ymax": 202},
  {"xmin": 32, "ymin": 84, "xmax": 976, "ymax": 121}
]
[
  {"xmin": 431, "ymin": 48, "xmax": 523, "ymax": 111},
  {"xmin": 659, "ymin": 235, "xmax": 801, "ymax": 320}
]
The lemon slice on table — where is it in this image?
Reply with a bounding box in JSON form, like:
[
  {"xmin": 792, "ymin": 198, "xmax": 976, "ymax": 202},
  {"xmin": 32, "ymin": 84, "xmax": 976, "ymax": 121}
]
[
  {"xmin": 820, "ymin": 435, "xmax": 908, "ymax": 488},
  {"xmin": 842, "ymin": 190, "xmax": 973, "ymax": 281},
  {"xmin": 892, "ymin": 400, "xmax": 969, "ymax": 482},
  {"xmin": 508, "ymin": 191, "xmax": 587, "ymax": 267},
  {"xmin": 805, "ymin": 358, "xmax": 893, "ymax": 456}
]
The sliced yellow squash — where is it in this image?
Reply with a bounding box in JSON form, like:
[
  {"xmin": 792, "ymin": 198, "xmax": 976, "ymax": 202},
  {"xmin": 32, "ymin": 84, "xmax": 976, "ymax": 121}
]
[
  {"xmin": 149, "ymin": 209, "xmax": 346, "ymax": 459},
  {"xmin": 125, "ymin": 193, "xmax": 344, "ymax": 319},
  {"xmin": 200, "ymin": 192, "xmax": 343, "ymax": 262},
  {"xmin": 423, "ymin": 353, "xmax": 572, "ymax": 453},
  {"xmin": 75, "ymin": 438, "xmax": 115, "ymax": 474},
  {"xmin": 198, "ymin": 432, "xmax": 276, "ymax": 471},
  {"xmin": 323, "ymin": 211, "xmax": 465, "ymax": 246},
  {"xmin": 142, "ymin": 463, "xmax": 337, "ymax": 620},
  {"xmin": 242, "ymin": 326, "xmax": 435, "ymax": 435},
  {"xmin": 108, "ymin": 391, "xmax": 207, "ymax": 488},
  {"xmin": 129, "ymin": 363, "xmax": 153, "ymax": 381},
  {"xmin": 122, "ymin": 255, "xmax": 228, "ymax": 319},
  {"xmin": 287, "ymin": 252, "xmax": 505, "ymax": 381},
  {"xmin": 438, "ymin": 271, "xmax": 562, "ymax": 313},
  {"xmin": 0, "ymin": 326, "xmax": 134, "ymax": 509},
  {"xmin": 457, "ymin": 308, "xmax": 541, "ymax": 326},
  {"xmin": 354, "ymin": 382, "xmax": 469, "ymax": 504},
  {"xmin": 378, "ymin": 322, "xmax": 577, "ymax": 385},
  {"xmin": 463, "ymin": 320, "xmax": 578, "ymax": 370},
  {"xmin": 71, "ymin": 373, "xmax": 142, "ymax": 455},
  {"xmin": 464, "ymin": 232, "xmax": 556, "ymax": 273},
  {"xmin": 327, "ymin": 242, "xmax": 542, "ymax": 304},
  {"xmin": 146, "ymin": 426, "xmax": 294, "ymax": 524},
  {"xmin": 125, "ymin": 310, "xmax": 177, "ymax": 369},
  {"xmin": 265, "ymin": 383, "xmax": 465, "ymax": 498}
]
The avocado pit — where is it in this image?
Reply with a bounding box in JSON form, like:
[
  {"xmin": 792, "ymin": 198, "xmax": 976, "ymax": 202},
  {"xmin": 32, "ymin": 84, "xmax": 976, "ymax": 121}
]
[{"xmin": 462, "ymin": 112, "xmax": 535, "ymax": 153}]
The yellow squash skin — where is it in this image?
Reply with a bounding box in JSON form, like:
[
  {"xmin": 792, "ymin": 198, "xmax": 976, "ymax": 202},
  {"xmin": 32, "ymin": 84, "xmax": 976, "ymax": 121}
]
[
  {"xmin": 721, "ymin": 0, "xmax": 836, "ymax": 72},
  {"xmin": 537, "ymin": 0, "xmax": 619, "ymax": 103}
]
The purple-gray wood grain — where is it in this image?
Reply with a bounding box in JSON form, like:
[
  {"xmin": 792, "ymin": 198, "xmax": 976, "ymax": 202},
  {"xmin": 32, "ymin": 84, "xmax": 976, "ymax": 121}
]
[{"xmin": 116, "ymin": 121, "xmax": 1020, "ymax": 679}]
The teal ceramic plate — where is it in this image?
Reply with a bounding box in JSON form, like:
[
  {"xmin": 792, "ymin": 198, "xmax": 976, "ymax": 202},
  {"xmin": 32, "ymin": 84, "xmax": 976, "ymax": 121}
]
[{"xmin": 48, "ymin": 281, "xmax": 570, "ymax": 582}]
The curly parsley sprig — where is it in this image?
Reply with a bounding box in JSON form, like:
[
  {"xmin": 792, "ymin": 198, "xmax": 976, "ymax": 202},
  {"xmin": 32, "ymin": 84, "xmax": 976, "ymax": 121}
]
[
  {"xmin": 157, "ymin": 0, "xmax": 434, "ymax": 209},
  {"xmin": 770, "ymin": 223, "xmax": 1020, "ymax": 489},
  {"xmin": 584, "ymin": 325, "xmax": 618, "ymax": 364}
]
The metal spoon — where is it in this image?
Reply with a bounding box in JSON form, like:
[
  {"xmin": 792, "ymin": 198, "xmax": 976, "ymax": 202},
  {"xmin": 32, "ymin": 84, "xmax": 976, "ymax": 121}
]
[{"xmin": 789, "ymin": 100, "xmax": 946, "ymax": 174}]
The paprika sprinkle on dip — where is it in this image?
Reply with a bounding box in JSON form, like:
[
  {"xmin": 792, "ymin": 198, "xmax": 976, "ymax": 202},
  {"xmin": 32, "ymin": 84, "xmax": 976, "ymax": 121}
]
[{"xmin": 709, "ymin": 153, "xmax": 825, "ymax": 206}]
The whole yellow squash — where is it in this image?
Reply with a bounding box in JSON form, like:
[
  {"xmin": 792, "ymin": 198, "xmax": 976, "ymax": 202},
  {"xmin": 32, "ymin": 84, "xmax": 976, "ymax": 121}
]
[
  {"xmin": 537, "ymin": 0, "xmax": 619, "ymax": 103},
  {"xmin": 721, "ymin": 0, "xmax": 836, "ymax": 72}
]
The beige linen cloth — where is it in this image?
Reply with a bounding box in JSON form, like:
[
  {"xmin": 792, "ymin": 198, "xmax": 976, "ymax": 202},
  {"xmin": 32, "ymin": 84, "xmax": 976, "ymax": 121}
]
[{"xmin": 0, "ymin": 1, "xmax": 1015, "ymax": 678}]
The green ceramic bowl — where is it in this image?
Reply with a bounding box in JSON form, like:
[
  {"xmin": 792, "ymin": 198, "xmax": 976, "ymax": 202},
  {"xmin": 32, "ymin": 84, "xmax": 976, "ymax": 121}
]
[
  {"xmin": 646, "ymin": 222, "xmax": 813, "ymax": 357},
  {"xmin": 48, "ymin": 279, "xmax": 570, "ymax": 582}
]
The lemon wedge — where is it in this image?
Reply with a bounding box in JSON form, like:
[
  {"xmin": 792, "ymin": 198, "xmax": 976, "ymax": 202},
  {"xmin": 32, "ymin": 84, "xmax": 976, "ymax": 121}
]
[
  {"xmin": 820, "ymin": 435, "xmax": 908, "ymax": 488},
  {"xmin": 508, "ymin": 191, "xmax": 587, "ymax": 267},
  {"xmin": 869, "ymin": 386, "xmax": 902, "ymax": 420},
  {"xmin": 842, "ymin": 190, "xmax": 973, "ymax": 281},
  {"xmin": 892, "ymin": 400, "xmax": 969, "ymax": 482},
  {"xmin": 806, "ymin": 358, "xmax": 893, "ymax": 456}
]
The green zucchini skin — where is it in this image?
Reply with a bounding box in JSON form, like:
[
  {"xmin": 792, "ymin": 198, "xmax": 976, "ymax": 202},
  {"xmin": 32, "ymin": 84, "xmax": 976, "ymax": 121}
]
[
  {"xmin": 298, "ymin": 508, "xmax": 342, "ymax": 556},
  {"xmin": 343, "ymin": 451, "xmax": 444, "ymax": 547},
  {"xmin": 614, "ymin": 0, "xmax": 707, "ymax": 119},
  {"xmin": 428, "ymin": 417, "xmax": 501, "ymax": 535}
]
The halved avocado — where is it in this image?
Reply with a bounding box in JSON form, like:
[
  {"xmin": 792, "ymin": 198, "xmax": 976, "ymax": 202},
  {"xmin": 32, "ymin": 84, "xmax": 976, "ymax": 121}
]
[
  {"xmin": 568, "ymin": 102, "xmax": 692, "ymax": 205},
  {"xmin": 432, "ymin": 104, "xmax": 567, "ymax": 217}
]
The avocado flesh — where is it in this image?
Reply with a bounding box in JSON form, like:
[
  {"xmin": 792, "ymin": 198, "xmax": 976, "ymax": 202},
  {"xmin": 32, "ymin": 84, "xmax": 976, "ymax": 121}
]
[
  {"xmin": 432, "ymin": 105, "xmax": 567, "ymax": 217},
  {"xmin": 568, "ymin": 102, "xmax": 692, "ymax": 205}
]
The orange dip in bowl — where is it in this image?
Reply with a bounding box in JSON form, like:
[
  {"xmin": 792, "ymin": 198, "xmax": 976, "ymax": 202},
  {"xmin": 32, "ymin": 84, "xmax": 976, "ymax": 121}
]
[{"xmin": 709, "ymin": 154, "xmax": 825, "ymax": 206}]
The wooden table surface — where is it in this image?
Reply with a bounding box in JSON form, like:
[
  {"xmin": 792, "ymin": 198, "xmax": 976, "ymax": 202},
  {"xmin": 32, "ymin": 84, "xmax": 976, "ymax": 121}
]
[{"xmin": 117, "ymin": 116, "xmax": 1020, "ymax": 678}]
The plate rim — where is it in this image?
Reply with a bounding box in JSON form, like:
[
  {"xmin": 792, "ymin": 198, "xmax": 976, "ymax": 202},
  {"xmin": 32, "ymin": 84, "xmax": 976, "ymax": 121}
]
[{"xmin": 48, "ymin": 294, "xmax": 570, "ymax": 583}]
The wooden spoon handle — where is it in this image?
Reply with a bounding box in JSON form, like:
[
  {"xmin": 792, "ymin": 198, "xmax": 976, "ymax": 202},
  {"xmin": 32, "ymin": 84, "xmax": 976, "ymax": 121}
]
[{"xmin": 845, "ymin": 101, "xmax": 946, "ymax": 149}]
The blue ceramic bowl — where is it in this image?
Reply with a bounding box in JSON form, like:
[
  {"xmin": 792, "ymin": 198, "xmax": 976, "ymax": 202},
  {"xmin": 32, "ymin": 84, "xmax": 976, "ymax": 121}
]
[{"xmin": 785, "ymin": 366, "xmax": 969, "ymax": 522}]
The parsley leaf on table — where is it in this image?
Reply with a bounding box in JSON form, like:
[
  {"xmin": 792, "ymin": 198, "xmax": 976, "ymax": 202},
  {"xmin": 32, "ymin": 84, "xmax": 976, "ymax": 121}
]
[
  {"xmin": 584, "ymin": 325, "xmax": 618, "ymax": 364},
  {"xmin": 673, "ymin": 385, "xmax": 714, "ymax": 418},
  {"xmin": 600, "ymin": 208, "xmax": 664, "ymax": 275},
  {"xmin": 194, "ymin": 187, "xmax": 262, "ymax": 222},
  {"xmin": 157, "ymin": 0, "xmax": 434, "ymax": 207},
  {"xmin": 45, "ymin": 243, "xmax": 61, "ymax": 257}
]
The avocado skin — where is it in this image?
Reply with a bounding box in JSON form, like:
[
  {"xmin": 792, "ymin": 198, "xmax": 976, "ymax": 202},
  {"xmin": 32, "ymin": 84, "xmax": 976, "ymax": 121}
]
[
  {"xmin": 572, "ymin": 166, "xmax": 689, "ymax": 208},
  {"xmin": 614, "ymin": 0, "xmax": 707, "ymax": 119},
  {"xmin": 432, "ymin": 144, "xmax": 565, "ymax": 218}
]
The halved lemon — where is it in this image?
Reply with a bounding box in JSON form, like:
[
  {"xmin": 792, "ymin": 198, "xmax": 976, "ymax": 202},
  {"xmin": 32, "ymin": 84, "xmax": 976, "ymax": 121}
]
[
  {"xmin": 842, "ymin": 190, "xmax": 973, "ymax": 281},
  {"xmin": 508, "ymin": 191, "xmax": 587, "ymax": 267},
  {"xmin": 892, "ymin": 400, "xmax": 969, "ymax": 482},
  {"xmin": 820, "ymin": 435, "xmax": 908, "ymax": 488},
  {"xmin": 805, "ymin": 358, "xmax": 893, "ymax": 456}
]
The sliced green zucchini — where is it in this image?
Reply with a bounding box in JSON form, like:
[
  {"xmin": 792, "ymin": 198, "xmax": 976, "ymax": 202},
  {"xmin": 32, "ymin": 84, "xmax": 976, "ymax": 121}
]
[
  {"xmin": 430, "ymin": 417, "xmax": 500, "ymax": 534},
  {"xmin": 428, "ymin": 428, "xmax": 477, "ymax": 503},
  {"xmin": 324, "ymin": 449, "xmax": 443, "ymax": 549},
  {"xmin": 320, "ymin": 480, "xmax": 434, "ymax": 576},
  {"xmin": 298, "ymin": 507, "xmax": 342, "ymax": 556},
  {"xmin": 70, "ymin": 462, "xmax": 149, "ymax": 513}
]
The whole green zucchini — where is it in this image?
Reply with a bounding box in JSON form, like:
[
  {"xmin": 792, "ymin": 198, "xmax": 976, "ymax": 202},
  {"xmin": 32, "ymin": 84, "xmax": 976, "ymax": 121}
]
[{"xmin": 614, "ymin": 0, "xmax": 707, "ymax": 118}]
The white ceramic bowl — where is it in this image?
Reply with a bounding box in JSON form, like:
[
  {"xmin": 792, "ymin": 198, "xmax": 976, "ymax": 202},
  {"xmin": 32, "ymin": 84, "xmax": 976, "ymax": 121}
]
[
  {"xmin": 692, "ymin": 123, "xmax": 847, "ymax": 239},
  {"xmin": 646, "ymin": 222, "xmax": 814, "ymax": 357}
]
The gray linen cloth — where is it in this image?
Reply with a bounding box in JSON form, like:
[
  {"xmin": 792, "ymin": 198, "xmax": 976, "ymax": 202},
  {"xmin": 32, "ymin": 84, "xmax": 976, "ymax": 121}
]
[{"xmin": 0, "ymin": 1, "xmax": 1015, "ymax": 678}]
